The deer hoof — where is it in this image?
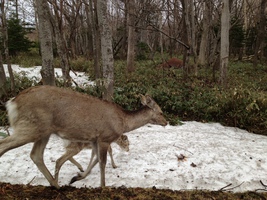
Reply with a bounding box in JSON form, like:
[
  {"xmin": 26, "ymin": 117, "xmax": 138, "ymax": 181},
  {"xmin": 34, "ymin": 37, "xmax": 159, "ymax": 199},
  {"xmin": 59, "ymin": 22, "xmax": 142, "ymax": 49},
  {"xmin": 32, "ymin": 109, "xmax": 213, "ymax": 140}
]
[{"xmin": 70, "ymin": 175, "xmax": 80, "ymax": 185}]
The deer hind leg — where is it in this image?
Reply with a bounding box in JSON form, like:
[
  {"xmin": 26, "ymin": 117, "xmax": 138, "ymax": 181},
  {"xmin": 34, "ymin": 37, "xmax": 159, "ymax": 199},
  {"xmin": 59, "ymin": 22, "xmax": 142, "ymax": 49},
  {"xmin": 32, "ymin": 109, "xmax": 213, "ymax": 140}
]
[
  {"xmin": 69, "ymin": 142, "xmax": 99, "ymax": 185},
  {"xmin": 69, "ymin": 141, "xmax": 110, "ymax": 187},
  {"xmin": 0, "ymin": 127, "xmax": 40, "ymax": 157},
  {"xmin": 70, "ymin": 141, "xmax": 109, "ymax": 187},
  {"xmin": 54, "ymin": 146, "xmax": 83, "ymax": 183},
  {"xmin": 30, "ymin": 136, "xmax": 60, "ymax": 189},
  {"xmin": 71, "ymin": 141, "xmax": 110, "ymax": 187},
  {"xmin": 69, "ymin": 157, "xmax": 84, "ymax": 172},
  {"xmin": 108, "ymin": 146, "xmax": 117, "ymax": 168}
]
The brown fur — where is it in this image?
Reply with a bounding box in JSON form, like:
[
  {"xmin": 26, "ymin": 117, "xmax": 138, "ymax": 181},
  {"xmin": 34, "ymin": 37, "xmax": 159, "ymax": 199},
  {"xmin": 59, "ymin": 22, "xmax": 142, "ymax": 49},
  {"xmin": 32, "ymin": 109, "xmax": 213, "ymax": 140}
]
[
  {"xmin": 54, "ymin": 135, "xmax": 129, "ymax": 183},
  {"xmin": 158, "ymin": 58, "xmax": 184, "ymax": 69},
  {"xmin": 1, "ymin": 85, "xmax": 167, "ymax": 188}
]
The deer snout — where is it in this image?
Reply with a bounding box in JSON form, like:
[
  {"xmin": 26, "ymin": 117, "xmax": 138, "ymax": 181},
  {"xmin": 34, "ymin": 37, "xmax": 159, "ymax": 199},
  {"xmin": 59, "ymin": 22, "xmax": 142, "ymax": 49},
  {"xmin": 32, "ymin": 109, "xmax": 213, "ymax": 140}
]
[
  {"xmin": 124, "ymin": 146, "xmax": 130, "ymax": 152},
  {"xmin": 150, "ymin": 116, "xmax": 168, "ymax": 126},
  {"xmin": 158, "ymin": 114, "xmax": 168, "ymax": 126},
  {"xmin": 160, "ymin": 119, "xmax": 168, "ymax": 126}
]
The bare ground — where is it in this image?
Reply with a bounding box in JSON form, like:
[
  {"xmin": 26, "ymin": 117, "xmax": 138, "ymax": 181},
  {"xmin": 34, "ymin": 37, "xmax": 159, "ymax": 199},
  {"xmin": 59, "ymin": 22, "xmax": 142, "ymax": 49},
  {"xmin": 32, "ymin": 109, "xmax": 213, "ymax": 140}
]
[{"xmin": 0, "ymin": 182, "xmax": 267, "ymax": 200}]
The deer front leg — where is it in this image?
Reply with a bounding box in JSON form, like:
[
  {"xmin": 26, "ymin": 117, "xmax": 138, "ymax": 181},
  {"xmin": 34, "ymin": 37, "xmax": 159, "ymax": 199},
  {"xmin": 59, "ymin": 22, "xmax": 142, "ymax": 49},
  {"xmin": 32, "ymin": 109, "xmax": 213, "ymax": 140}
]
[
  {"xmin": 98, "ymin": 141, "xmax": 109, "ymax": 187},
  {"xmin": 30, "ymin": 136, "xmax": 60, "ymax": 189}
]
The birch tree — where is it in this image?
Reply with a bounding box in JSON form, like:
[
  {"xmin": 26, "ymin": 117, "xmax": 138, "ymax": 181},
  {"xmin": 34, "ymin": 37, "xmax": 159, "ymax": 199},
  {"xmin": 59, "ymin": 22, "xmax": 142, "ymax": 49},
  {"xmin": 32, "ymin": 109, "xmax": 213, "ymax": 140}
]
[
  {"xmin": 97, "ymin": 0, "xmax": 114, "ymax": 101},
  {"xmin": 35, "ymin": 0, "xmax": 55, "ymax": 86},
  {"xmin": 220, "ymin": 0, "xmax": 230, "ymax": 88},
  {"xmin": 126, "ymin": 0, "xmax": 135, "ymax": 73},
  {"xmin": 198, "ymin": 1, "xmax": 212, "ymax": 67}
]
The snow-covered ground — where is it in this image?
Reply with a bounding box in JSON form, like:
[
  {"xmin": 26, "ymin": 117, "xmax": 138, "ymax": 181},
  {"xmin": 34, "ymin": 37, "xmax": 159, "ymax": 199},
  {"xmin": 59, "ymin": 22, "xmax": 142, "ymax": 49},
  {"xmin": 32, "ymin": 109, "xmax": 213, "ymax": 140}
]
[
  {"xmin": 0, "ymin": 65, "xmax": 267, "ymax": 192},
  {"xmin": 3, "ymin": 64, "xmax": 94, "ymax": 87}
]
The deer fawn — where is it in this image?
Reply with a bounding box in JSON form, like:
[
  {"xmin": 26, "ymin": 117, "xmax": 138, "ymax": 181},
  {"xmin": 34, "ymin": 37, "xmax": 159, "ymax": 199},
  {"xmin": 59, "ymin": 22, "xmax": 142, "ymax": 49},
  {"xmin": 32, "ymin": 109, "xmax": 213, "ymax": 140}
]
[
  {"xmin": 2, "ymin": 85, "xmax": 167, "ymax": 188},
  {"xmin": 158, "ymin": 58, "xmax": 184, "ymax": 69},
  {"xmin": 54, "ymin": 135, "xmax": 129, "ymax": 183}
]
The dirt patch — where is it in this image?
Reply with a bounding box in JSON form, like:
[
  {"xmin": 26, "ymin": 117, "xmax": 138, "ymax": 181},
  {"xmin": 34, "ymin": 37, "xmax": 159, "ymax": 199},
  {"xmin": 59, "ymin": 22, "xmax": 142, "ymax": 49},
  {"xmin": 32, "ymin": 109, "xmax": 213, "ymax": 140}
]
[{"xmin": 0, "ymin": 182, "xmax": 267, "ymax": 200}]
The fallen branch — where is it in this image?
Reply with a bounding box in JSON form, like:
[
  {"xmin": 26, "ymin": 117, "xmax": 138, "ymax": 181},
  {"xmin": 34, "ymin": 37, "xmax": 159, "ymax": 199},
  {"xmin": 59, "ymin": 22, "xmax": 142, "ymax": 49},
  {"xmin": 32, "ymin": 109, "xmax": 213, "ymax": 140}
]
[
  {"xmin": 218, "ymin": 182, "xmax": 244, "ymax": 192},
  {"xmin": 218, "ymin": 183, "xmax": 232, "ymax": 191},
  {"xmin": 260, "ymin": 180, "xmax": 267, "ymax": 188},
  {"xmin": 255, "ymin": 180, "xmax": 267, "ymax": 192},
  {"xmin": 71, "ymin": 77, "xmax": 79, "ymax": 87}
]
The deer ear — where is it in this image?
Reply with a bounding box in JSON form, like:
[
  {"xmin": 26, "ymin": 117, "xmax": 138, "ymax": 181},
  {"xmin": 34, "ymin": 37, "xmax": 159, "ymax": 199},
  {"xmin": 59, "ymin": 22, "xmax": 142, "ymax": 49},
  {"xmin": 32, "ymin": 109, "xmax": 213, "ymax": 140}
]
[
  {"xmin": 140, "ymin": 94, "xmax": 154, "ymax": 108},
  {"xmin": 140, "ymin": 94, "xmax": 147, "ymax": 105}
]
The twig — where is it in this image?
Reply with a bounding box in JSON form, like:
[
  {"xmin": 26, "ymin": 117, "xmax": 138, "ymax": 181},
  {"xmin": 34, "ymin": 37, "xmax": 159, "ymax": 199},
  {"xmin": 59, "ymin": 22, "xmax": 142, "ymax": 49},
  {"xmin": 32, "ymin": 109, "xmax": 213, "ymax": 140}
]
[
  {"xmin": 71, "ymin": 77, "xmax": 79, "ymax": 87},
  {"xmin": 173, "ymin": 144, "xmax": 194, "ymax": 155},
  {"xmin": 218, "ymin": 183, "xmax": 232, "ymax": 191},
  {"xmin": 70, "ymin": 69, "xmax": 77, "ymax": 76},
  {"xmin": 255, "ymin": 180, "xmax": 267, "ymax": 192},
  {"xmin": 218, "ymin": 182, "xmax": 244, "ymax": 191},
  {"xmin": 260, "ymin": 180, "xmax": 267, "ymax": 188},
  {"xmin": 27, "ymin": 176, "xmax": 36, "ymax": 186},
  {"xmin": 4, "ymin": 126, "xmax": 10, "ymax": 136}
]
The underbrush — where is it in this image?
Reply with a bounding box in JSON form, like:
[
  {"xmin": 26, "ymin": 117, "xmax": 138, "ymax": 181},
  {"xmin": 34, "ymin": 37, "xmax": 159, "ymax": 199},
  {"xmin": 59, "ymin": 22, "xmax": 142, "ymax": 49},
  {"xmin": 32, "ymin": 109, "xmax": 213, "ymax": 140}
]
[
  {"xmin": 112, "ymin": 60, "xmax": 267, "ymax": 135},
  {"xmin": 1, "ymin": 59, "xmax": 267, "ymax": 135}
]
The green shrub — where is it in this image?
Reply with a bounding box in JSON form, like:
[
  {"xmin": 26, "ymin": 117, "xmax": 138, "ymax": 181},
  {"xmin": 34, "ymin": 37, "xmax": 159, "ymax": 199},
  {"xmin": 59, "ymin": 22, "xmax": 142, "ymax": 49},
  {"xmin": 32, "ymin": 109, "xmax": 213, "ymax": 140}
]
[
  {"xmin": 0, "ymin": 131, "xmax": 8, "ymax": 138},
  {"xmin": 70, "ymin": 57, "xmax": 92, "ymax": 72},
  {"xmin": 11, "ymin": 50, "xmax": 42, "ymax": 67},
  {"xmin": 1, "ymin": 57, "xmax": 267, "ymax": 135}
]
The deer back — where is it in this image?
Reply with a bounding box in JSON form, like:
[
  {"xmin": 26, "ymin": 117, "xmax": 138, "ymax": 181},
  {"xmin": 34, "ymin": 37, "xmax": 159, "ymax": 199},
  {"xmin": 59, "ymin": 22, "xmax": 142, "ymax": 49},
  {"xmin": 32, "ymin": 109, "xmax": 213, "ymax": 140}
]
[
  {"xmin": 10, "ymin": 86, "xmax": 125, "ymax": 143},
  {"xmin": 158, "ymin": 58, "xmax": 184, "ymax": 69}
]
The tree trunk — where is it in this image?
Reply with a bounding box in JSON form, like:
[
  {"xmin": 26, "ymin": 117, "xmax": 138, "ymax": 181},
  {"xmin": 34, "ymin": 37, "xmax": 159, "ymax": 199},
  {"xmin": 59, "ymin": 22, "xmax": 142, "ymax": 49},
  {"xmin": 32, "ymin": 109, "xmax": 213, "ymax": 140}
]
[
  {"xmin": 219, "ymin": 0, "xmax": 230, "ymax": 88},
  {"xmin": 159, "ymin": 9, "xmax": 164, "ymax": 57},
  {"xmin": 198, "ymin": 1, "xmax": 210, "ymax": 66},
  {"xmin": 1, "ymin": 1, "xmax": 15, "ymax": 94},
  {"xmin": 189, "ymin": 0, "xmax": 198, "ymax": 75},
  {"xmin": 35, "ymin": 0, "xmax": 55, "ymax": 86},
  {"xmin": 51, "ymin": 2, "xmax": 71, "ymax": 87},
  {"xmin": 119, "ymin": 4, "xmax": 128, "ymax": 60},
  {"xmin": 180, "ymin": 0, "xmax": 190, "ymax": 77},
  {"xmin": 90, "ymin": 0, "xmax": 101, "ymax": 82},
  {"xmin": 0, "ymin": 51, "xmax": 7, "ymax": 98},
  {"xmin": 253, "ymin": 0, "xmax": 267, "ymax": 67},
  {"xmin": 126, "ymin": 0, "xmax": 135, "ymax": 73},
  {"xmin": 97, "ymin": 0, "xmax": 114, "ymax": 101}
]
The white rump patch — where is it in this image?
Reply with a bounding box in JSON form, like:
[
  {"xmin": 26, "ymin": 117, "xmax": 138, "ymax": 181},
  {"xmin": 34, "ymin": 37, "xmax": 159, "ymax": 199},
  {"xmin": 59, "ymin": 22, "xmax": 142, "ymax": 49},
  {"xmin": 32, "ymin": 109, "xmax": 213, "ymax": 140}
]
[
  {"xmin": 5, "ymin": 98, "xmax": 18, "ymax": 126},
  {"xmin": 62, "ymin": 139, "xmax": 71, "ymax": 147}
]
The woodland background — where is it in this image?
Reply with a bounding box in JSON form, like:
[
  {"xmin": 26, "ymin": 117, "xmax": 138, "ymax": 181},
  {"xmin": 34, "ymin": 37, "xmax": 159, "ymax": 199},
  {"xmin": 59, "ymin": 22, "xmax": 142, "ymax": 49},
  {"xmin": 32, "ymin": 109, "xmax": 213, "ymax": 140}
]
[
  {"xmin": 0, "ymin": 0, "xmax": 267, "ymax": 135},
  {"xmin": 0, "ymin": 1, "xmax": 267, "ymax": 198}
]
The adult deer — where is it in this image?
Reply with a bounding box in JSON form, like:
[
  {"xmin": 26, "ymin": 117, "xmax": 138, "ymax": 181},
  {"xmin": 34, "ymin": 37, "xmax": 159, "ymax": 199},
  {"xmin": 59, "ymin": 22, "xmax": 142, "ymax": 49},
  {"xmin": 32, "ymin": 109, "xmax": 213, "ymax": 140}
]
[
  {"xmin": 158, "ymin": 57, "xmax": 184, "ymax": 69},
  {"xmin": 1, "ymin": 85, "xmax": 167, "ymax": 188},
  {"xmin": 54, "ymin": 135, "xmax": 129, "ymax": 183}
]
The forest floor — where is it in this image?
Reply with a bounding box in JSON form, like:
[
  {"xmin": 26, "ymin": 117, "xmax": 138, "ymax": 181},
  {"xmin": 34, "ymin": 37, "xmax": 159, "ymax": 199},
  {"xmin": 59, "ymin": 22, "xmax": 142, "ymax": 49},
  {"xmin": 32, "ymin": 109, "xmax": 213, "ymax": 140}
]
[{"xmin": 0, "ymin": 182, "xmax": 267, "ymax": 200}]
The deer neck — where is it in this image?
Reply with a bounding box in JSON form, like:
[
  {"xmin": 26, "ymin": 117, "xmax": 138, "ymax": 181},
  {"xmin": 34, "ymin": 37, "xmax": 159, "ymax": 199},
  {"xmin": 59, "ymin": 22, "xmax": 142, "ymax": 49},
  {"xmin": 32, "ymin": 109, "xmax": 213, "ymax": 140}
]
[{"xmin": 123, "ymin": 106, "xmax": 152, "ymax": 133}]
